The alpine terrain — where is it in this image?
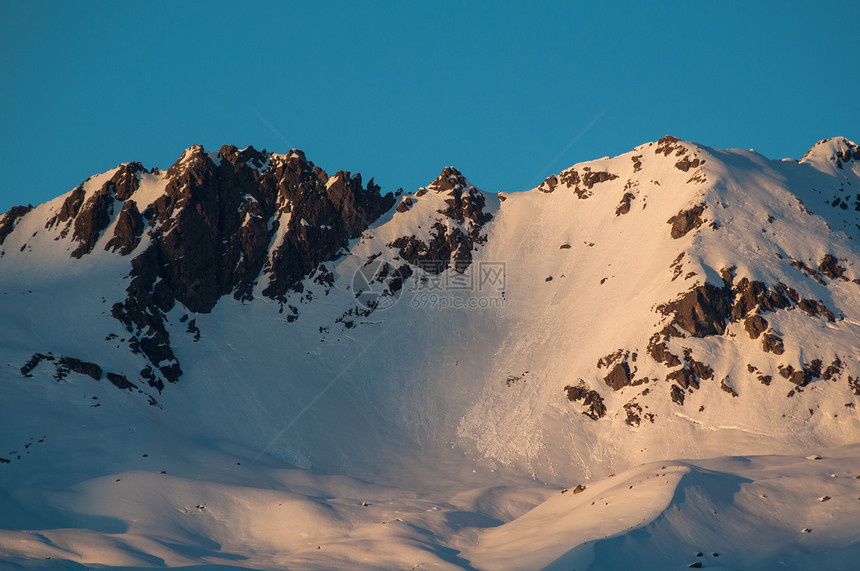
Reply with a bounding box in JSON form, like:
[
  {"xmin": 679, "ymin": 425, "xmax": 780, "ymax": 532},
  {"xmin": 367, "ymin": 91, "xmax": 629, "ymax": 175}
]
[{"xmin": 1, "ymin": 136, "xmax": 859, "ymax": 570}]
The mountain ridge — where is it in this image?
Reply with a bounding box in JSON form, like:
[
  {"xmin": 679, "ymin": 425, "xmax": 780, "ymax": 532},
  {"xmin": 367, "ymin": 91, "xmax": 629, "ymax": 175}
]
[
  {"xmin": 2, "ymin": 134, "xmax": 860, "ymax": 569},
  {"xmin": 1, "ymin": 135, "xmax": 858, "ymax": 479}
]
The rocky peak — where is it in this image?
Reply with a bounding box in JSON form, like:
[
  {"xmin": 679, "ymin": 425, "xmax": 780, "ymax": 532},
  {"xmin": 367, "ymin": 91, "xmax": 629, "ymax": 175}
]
[
  {"xmin": 165, "ymin": 144, "xmax": 217, "ymax": 179},
  {"xmin": 110, "ymin": 162, "xmax": 146, "ymax": 200},
  {"xmin": 217, "ymin": 144, "xmax": 269, "ymax": 171},
  {"xmin": 388, "ymin": 168, "xmax": 493, "ymax": 274},
  {"xmin": 801, "ymin": 137, "xmax": 860, "ymax": 169},
  {"xmin": 104, "ymin": 144, "xmax": 394, "ymax": 389},
  {"xmin": 427, "ymin": 166, "xmax": 472, "ymax": 193}
]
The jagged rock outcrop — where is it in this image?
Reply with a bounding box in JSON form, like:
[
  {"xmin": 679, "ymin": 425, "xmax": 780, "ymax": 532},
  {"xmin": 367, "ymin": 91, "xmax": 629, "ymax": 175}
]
[
  {"xmin": 667, "ymin": 203, "xmax": 706, "ymax": 239},
  {"xmin": 565, "ymin": 382, "xmax": 607, "ymax": 420},
  {"xmin": 24, "ymin": 144, "xmax": 397, "ymax": 389},
  {"xmin": 104, "ymin": 200, "xmax": 144, "ymax": 255},
  {"xmin": 4, "ymin": 135, "xmax": 858, "ymax": 432},
  {"xmin": 389, "ymin": 167, "xmax": 492, "ymax": 273},
  {"xmin": 0, "ymin": 204, "xmax": 32, "ymax": 245}
]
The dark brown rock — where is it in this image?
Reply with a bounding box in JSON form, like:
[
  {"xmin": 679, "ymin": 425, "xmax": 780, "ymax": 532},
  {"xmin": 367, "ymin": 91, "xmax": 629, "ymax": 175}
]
[
  {"xmin": 603, "ymin": 362, "xmax": 633, "ymax": 391},
  {"xmin": 597, "ymin": 349, "xmax": 625, "ymax": 369},
  {"xmin": 655, "ymin": 135, "xmax": 686, "ymax": 157},
  {"xmin": 657, "ymin": 282, "xmax": 733, "ymax": 337},
  {"xmin": 667, "ymin": 203, "xmax": 706, "ymax": 239},
  {"xmin": 778, "ymin": 363, "xmax": 816, "ymax": 387},
  {"xmin": 559, "ymin": 169, "xmax": 581, "ymax": 189},
  {"xmin": 20, "ymin": 353, "xmax": 51, "ymax": 377},
  {"xmin": 744, "ymin": 314, "xmax": 769, "ymax": 339},
  {"xmin": 396, "ymin": 197, "xmax": 413, "ymax": 213},
  {"xmin": 57, "ymin": 357, "xmax": 102, "ymax": 381},
  {"xmin": 686, "ymin": 354, "xmax": 714, "ymax": 380},
  {"xmin": 539, "ymin": 174, "xmax": 559, "ymax": 193},
  {"xmin": 797, "ymin": 298, "xmax": 836, "ymax": 322},
  {"xmin": 106, "ymin": 372, "xmax": 136, "ymax": 390},
  {"xmin": 104, "ymin": 200, "xmax": 144, "ymax": 255},
  {"xmin": 731, "ymin": 278, "xmax": 793, "ymax": 320},
  {"xmin": 71, "ymin": 188, "xmax": 115, "ymax": 258},
  {"xmin": 818, "ymin": 254, "xmax": 846, "ymax": 280},
  {"xmin": 48, "ymin": 184, "xmax": 86, "ymax": 231},
  {"xmin": 0, "ymin": 204, "xmax": 32, "ymax": 245},
  {"xmin": 389, "ymin": 171, "xmax": 491, "ymax": 274},
  {"xmin": 674, "ymin": 156, "xmax": 702, "ymax": 172},
  {"xmin": 107, "ymin": 162, "xmax": 145, "ymax": 201},
  {"xmin": 623, "ymin": 401, "xmax": 643, "ymax": 426},
  {"xmin": 667, "ymin": 366, "xmax": 699, "ymax": 390},
  {"xmin": 720, "ymin": 378, "xmax": 738, "ymax": 397},
  {"xmin": 761, "ymin": 332, "xmax": 785, "ymax": 355},
  {"xmin": 647, "ymin": 336, "xmax": 682, "ymax": 367},
  {"xmin": 790, "ymin": 258, "xmax": 827, "ymax": 285},
  {"xmin": 581, "ymin": 170, "xmax": 619, "ymax": 189},
  {"xmin": 555, "ymin": 167, "xmax": 618, "ymax": 199},
  {"xmin": 823, "ymin": 358, "xmax": 844, "ymax": 381},
  {"xmin": 615, "ymin": 192, "xmax": 635, "ymax": 216},
  {"xmin": 564, "ymin": 383, "xmax": 607, "ymax": 420},
  {"xmin": 106, "ymin": 144, "xmax": 396, "ymax": 388},
  {"xmin": 427, "ymin": 166, "xmax": 469, "ymax": 193},
  {"xmin": 670, "ymin": 384, "xmax": 686, "ymax": 405}
]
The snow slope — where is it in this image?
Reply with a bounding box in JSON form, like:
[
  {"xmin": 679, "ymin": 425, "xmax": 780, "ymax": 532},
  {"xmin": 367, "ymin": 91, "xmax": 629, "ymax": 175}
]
[{"xmin": 0, "ymin": 136, "xmax": 858, "ymax": 569}]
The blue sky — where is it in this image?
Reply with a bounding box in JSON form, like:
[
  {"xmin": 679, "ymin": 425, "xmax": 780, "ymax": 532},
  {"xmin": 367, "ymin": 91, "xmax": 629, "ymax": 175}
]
[{"xmin": 1, "ymin": 1, "xmax": 857, "ymax": 211}]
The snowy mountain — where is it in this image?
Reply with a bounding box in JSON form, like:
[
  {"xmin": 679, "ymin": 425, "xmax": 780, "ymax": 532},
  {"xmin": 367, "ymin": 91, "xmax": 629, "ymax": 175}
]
[{"xmin": 1, "ymin": 136, "xmax": 859, "ymax": 569}]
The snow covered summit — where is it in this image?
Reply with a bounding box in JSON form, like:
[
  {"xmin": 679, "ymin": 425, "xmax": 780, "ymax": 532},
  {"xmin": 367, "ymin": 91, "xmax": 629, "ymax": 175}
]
[{"xmin": 1, "ymin": 136, "xmax": 859, "ymax": 569}]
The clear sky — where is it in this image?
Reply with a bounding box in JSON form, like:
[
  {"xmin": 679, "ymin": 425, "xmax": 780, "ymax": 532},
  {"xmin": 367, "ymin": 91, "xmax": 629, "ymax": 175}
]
[{"xmin": 1, "ymin": 1, "xmax": 858, "ymax": 211}]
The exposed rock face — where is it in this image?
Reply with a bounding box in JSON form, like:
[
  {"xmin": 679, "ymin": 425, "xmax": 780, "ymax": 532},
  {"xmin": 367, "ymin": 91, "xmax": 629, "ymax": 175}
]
[
  {"xmin": 623, "ymin": 401, "xmax": 642, "ymax": 426},
  {"xmin": 802, "ymin": 137, "xmax": 860, "ymax": 167},
  {"xmin": 104, "ymin": 200, "xmax": 144, "ymax": 255},
  {"xmin": 0, "ymin": 204, "xmax": 32, "ymax": 245},
  {"xmin": 615, "ymin": 192, "xmax": 635, "ymax": 216},
  {"xmin": 603, "ymin": 362, "xmax": 633, "ymax": 391},
  {"xmin": 641, "ymin": 247, "xmax": 853, "ymax": 409},
  {"xmin": 396, "ymin": 197, "xmax": 413, "ymax": 213},
  {"xmin": 95, "ymin": 144, "xmax": 393, "ymax": 389},
  {"xmin": 42, "ymin": 163, "xmax": 148, "ymax": 258},
  {"xmin": 106, "ymin": 372, "xmax": 136, "ymax": 390},
  {"xmin": 744, "ymin": 314, "xmax": 769, "ymax": 339},
  {"xmin": 658, "ymin": 282, "xmax": 733, "ymax": 337},
  {"xmin": 817, "ymin": 254, "xmax": 847, "ymax": 281},
  {"xmin": 647, "ymin": 336, "xmax": 681, "ymax": 367},
  {"xmin": 554, "ymin": 166, "xmax": 620, "ymax": 199},
  {"xmin": 46, "ymin": 184, "xmax": 85, "ymax": 238},
  {"xmin": 109, "ymin": 162, "xmax": 145, "ymax": 200},
  {"xmin": 22, "ymin": 353, "xmax": 101, "ymax": 381},
  {"xmin": 389, "ymin": 167, "xmax": 492, "ymax": 274},
  {"xmin": 720, "ymin": 378, "xmax": 738, "ymax": 397},
  {"xmin": 667, "ymin": 203, "xmax": 706, "ymax": 239},
  {"xmin": 670, "ymin": 384, "xmax": 685, "ymax": 405},
  {"xmin": 539, "ymin": 174, "xmax": 559, "ymax": 193},
  {"xmin": 6, "ymin": 134, "xmax": 858, "ymax": 425},
  {"xmin": 564, "ymin": 383, "xmax": 607, "ymax": 420},
  {"xmin": 675, "ymin": 156, "xmax": 703, "ymax": 172},
  {"xmin": 71, "ymin": 187, "xmax": 115, "ymax": 258},
  {"xmin": 761, "ymin": 332, "xmax": 785, "ymax": 355}
]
